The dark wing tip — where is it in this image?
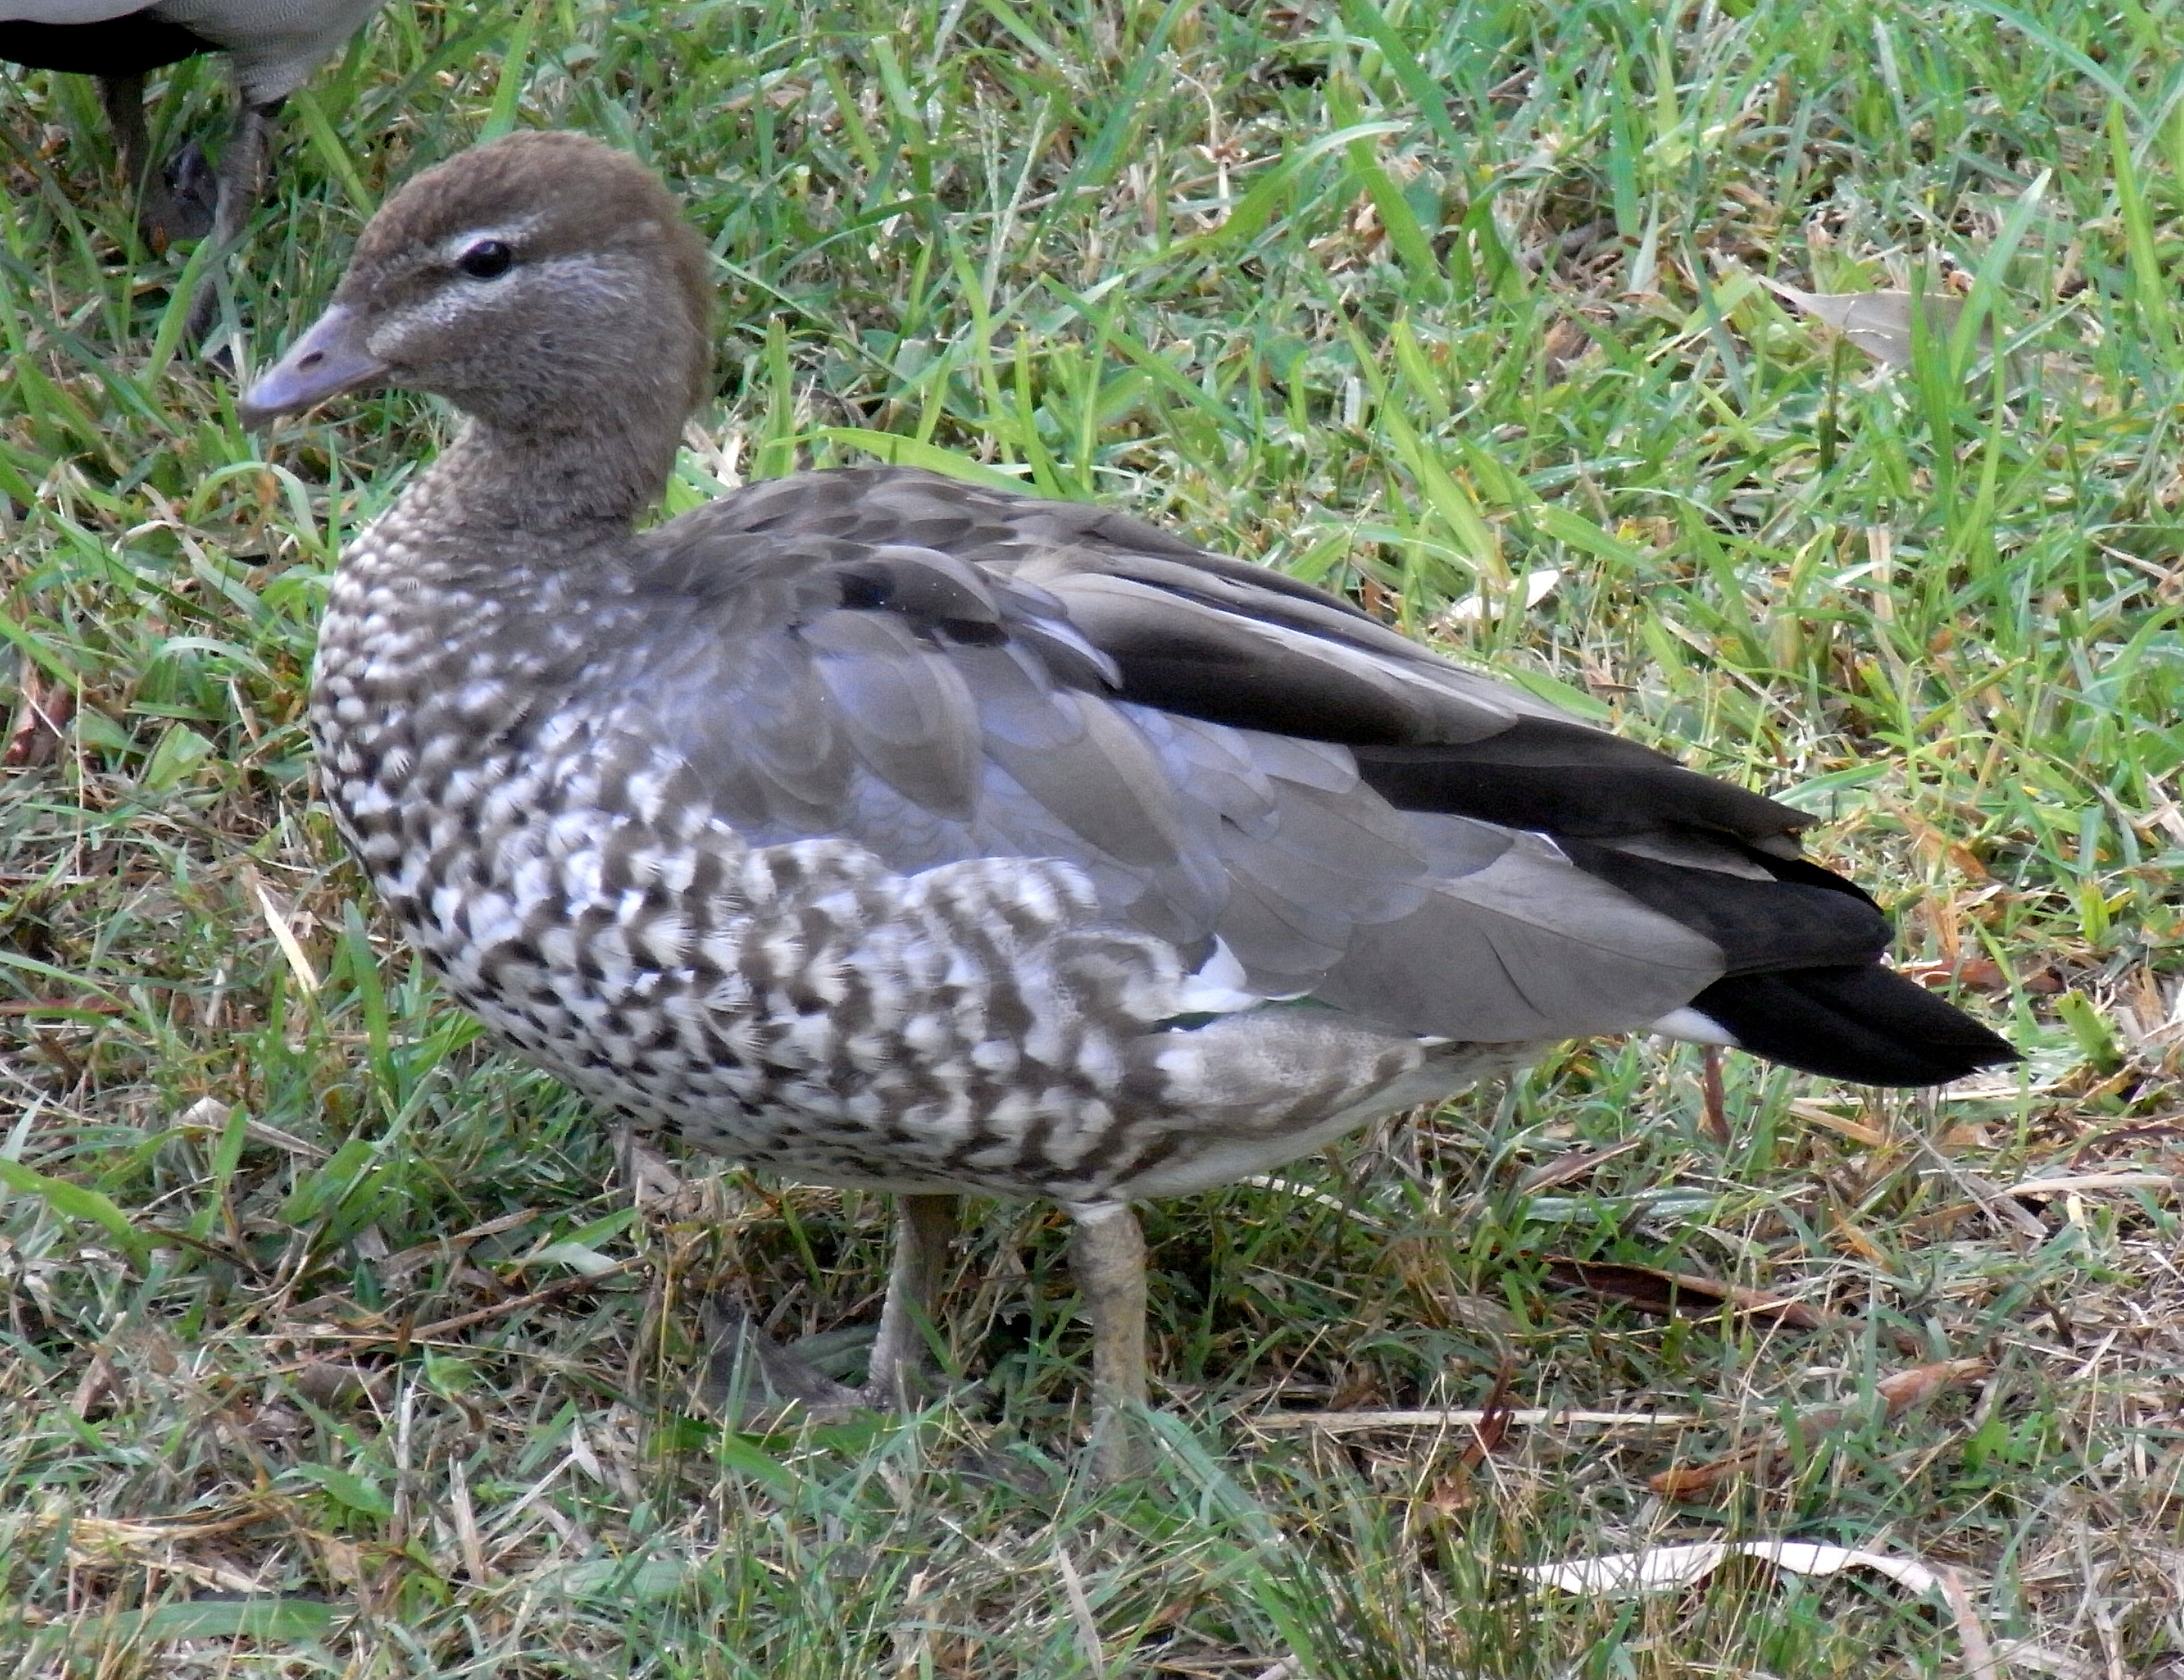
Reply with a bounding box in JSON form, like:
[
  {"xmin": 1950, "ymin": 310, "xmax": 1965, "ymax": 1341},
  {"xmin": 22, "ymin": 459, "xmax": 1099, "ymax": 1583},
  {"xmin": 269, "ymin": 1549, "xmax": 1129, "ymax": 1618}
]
[{"xmin": 1691, "ymin": 964, "xmax": 2019, "ymax": 1087}]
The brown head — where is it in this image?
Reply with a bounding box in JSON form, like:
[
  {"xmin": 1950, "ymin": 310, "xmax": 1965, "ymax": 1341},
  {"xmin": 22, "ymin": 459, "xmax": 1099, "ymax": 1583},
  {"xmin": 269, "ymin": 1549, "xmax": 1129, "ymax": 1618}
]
[{"xmin": 243, "ymin": 132, "xmax": 713, "ymax": 522}]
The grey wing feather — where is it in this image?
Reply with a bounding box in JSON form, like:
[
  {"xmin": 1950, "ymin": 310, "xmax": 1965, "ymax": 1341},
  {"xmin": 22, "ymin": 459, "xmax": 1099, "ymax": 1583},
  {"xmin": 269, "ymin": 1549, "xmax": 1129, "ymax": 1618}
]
[
  {"xmin": 1042, "ymin": 571, "xmax": 1536, "ymax": 746},
  {"xmin": 626, "ymin": 465, "xmax": 1778, "ymax": 1042},
  {"xmin": 802, "ymin": 610, "xmax": 982, "ymax": 820},
  {"xmin": 982, "ymin": 693, "xmax": 1188, "ymax": 869},
  {"xmin": 1316, "ymin": 834, "xmax": 1724, "ymax": 1037},
  {"xmin": 663, "ymin": 625, "xmax": 851, "ymax": 827}
]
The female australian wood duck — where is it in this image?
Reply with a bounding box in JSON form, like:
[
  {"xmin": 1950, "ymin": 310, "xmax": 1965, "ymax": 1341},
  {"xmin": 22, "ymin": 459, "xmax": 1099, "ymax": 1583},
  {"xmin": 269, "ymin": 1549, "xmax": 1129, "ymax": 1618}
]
[
  {"xmin": 1, "ymin": 0, "xmax": 384, "ymax": 331},
  {"xmin": 242, "ymin": 131, "xmax": 2016, "ymax": 1478}
]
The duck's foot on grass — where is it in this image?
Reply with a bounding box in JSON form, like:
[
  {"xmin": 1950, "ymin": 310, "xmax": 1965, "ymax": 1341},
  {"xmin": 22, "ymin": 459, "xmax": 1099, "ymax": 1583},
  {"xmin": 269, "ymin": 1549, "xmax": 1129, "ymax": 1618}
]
[
  {"xmin": 158, "ymin": 138, "xmax": 219, "ymax": 243},
  {"xmin": 696, "ymin": 1296, "xmax": 873, "ymax": 1419},
  {"xmin": 697, "ymin": 1191, "xmax": 961, "ymax": 1422},
  {"xmin": 696, "ymin": 1195, "xmax": 1158, "ymax": 1485}
]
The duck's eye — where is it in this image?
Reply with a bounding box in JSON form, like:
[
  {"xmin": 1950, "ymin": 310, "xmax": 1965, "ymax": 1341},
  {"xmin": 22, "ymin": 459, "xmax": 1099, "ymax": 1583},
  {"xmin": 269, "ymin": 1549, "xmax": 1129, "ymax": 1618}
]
[{"xmin": 455, "ymin": 239, "xmax": 515, "ymax": 280}]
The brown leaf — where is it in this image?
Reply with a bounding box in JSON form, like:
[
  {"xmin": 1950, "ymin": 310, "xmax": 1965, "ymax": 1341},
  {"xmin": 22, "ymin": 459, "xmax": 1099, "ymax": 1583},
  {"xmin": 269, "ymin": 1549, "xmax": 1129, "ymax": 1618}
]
[
  {"xmin": 0, "ymin": 996, "xmax": 125, "ymax": 1017},
  {"xmin": 1786, "ymin": 1099, "xmax": 1889, "ymax": 1149},
  {"xmin": 3, "ymin": 671, "xmax": 74, "ymax": 768},
  {"xmin": 1829, "ymin": 1210, "xmax": 1891, "ymax": 1263},
  {"xmin": 1872, "ymin": 1357, "xmax": 1993, "ymax": 1417},
  {"xmin": 1540, "ymin": 315, "xmax": 1593, "ymax": 380},
  {"xmin": 311, "ymin": 1534, "xmax": 366, "ymax": 1590},
  {"xmin": 1649, "ymin": 1444, "xmax": 1768, "ymax": 1498},
  {"xmin": 1699, "ymin": 1044, "xmax": 1729, "ymax": 1145},
  {"xmin": 221, "ymin": 1396, "xmax": 311, "ymax": 1453},
  {"xmin": 291, "ymin": 1358, "xmax": 393, "ymax": 1410},
  {"xmin": 1544, "ymin": 1259, "xmax": 1826, "ymax": 1332},
  {"xmin": 1763, "ymin": 278, "xmax": 1979, "ymax": 370},
  {"xmin": 1649, "ymin": 1357, "xmax": 1991, "ymax": 1498},
  {"xmin": 1937, "ymin": 1566, "xmax": 2001, "ymax": 1680},
  {"xmin": 70, "ymin": 1350, "xmax": 117, "ymax": 1419},
  {"xmin": 1424, "ymin": 1357, "xmax": 1522, "ymax": 1516},
  {"xmin": 1891, "ymin": 808, "xmax": 1993, "ymax": 884},
  {"xmin": 1900, "ymin": 956, "xmax": 2062, "ymax": 996},
  {"xmin": 1462, "ymin": 1353, "xmax": 1519, "ymax": 1467}
]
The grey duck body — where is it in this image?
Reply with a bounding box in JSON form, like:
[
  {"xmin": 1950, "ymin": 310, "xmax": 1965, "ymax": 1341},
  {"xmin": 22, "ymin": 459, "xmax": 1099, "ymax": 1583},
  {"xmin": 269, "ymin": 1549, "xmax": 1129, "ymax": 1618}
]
[
  {"xmin": 249, "ymin": 131, "xmax": 2014, "ymax": 1471},
  {"xmin": 314, "ymin": 458, "xmax": 1538, "ymax": 1203}
]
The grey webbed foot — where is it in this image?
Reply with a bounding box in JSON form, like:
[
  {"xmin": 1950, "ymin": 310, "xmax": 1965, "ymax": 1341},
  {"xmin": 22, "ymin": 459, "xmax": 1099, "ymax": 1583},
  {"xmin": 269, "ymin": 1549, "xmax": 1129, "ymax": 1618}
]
[
  {"xmin": 93, "ymin": 72, "xmax": 211, "ymax": 251},
  {"xmin": 159, "ymin": 137, "xmax": 218, "ymax": 242},
  {"xmin": 696, "ymin": 1192, "xmax": 960, "ymax": 1424},
  {"xmin": 698, "ymin": 1295, "xmax": 868, "ymax": 1421}
]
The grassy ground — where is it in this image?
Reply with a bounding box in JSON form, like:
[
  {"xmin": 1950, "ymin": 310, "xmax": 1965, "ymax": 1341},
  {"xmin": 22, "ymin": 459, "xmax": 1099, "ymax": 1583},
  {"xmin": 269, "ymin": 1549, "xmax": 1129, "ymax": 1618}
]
[{"xmin": 3, "ymin": 0, "xmax": 2182, "ymax": 1672}]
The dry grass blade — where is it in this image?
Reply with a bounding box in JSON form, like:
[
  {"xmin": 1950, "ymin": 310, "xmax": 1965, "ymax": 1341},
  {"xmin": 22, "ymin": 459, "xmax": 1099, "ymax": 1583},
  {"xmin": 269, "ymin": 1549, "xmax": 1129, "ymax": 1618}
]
[
  {"xmin": 1515, "ymin": 1538, "xmax": 1955, "ymax": 1596},
  {"xmin": 375, "ymin": 1206, "xmax": 541, "ymax": 1285},
  {"xmin": 1511, "ymin": 1532, "xmax": 2108, "ymax": 1676},
  {"xmin": 1998, "ymin": 1171, "xmax": 2178, "ymax": 1198},
  {"xmin": 175, "ymin": 1094, "xmax": 331, "ymax": 1161},
  {"xmin": 243, "ymin": 865, "xmax": 323, "ymax": 994},
  {"xmin": 1054, "ymin": 1544, "xmax": 1108, "ymax": 1677},
  {"xmin": 301, "ymin": 1257, "xmax": 640, "ymax": 1345},
  {"xmin": 1250, "ymin": 1408, "xmax": 1696, "ymax": 1434},
  {"xmin": 1987, "ymin": 1641, "xmax": 2101, "ymax": 1680},
  {"xmin": 1515, "ymin": 1137, "xmax": 1647, "ymax": 1193},
  {"xmin": 37, "ymin": 1503, "xmax": 286, "ymax": 1597},
  {"xmin": 1939, "ymin": 1566, "xmax": 2001, "ymax": 1680}
]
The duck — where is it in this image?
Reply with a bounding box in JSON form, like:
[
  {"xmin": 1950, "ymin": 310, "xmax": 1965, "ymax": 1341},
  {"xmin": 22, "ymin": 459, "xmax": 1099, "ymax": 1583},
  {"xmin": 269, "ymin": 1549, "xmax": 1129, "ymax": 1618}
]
[
  {"xmin": 0, "ymin": 0, "xmax": 386, "ymax": 333},
  {"xmin": 240, "ymin": 130, "xmax": 2017, "ymax": 1480}
]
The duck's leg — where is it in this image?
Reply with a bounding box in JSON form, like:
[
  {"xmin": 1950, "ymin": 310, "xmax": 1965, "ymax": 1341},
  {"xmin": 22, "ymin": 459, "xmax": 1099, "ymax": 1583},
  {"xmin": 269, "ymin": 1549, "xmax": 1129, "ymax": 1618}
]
[
  {"xmin": 859, "ymin": 1193, "xmax": 957, "ymax": 1406},
  {"xmin": 95, "ymin": 73, "xmax": 217, "ymax": 249},
  {"xmin": 182, "ymin": 93, "xmax": 281, "ymax": 339},
  {"xmin": 1067, "ymin": 1199, "xmax": 1150, "ymax": 1482},
  {"xmin": 95, "ymin": 72, "xmax": 152, "ymax": 202}
]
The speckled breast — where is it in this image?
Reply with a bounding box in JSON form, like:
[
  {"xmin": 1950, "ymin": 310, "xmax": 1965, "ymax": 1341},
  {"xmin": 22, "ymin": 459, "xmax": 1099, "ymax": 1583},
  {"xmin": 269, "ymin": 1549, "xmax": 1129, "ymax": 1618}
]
[{"xmin": 305, "ymin": 527, "xmax": 1226, "ymax": 1199}]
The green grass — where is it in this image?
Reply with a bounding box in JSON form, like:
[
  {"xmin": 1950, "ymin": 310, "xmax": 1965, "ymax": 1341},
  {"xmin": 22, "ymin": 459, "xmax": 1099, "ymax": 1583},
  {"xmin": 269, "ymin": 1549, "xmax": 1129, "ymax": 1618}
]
[{"xmin": 4, "ymin": 0, "xmax": 2183, "ymax": 1672}]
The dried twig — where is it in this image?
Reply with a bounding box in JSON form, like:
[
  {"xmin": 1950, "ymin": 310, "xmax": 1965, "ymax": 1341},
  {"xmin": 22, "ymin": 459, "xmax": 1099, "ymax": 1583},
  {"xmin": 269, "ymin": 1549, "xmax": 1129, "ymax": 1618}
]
[{"xmin": 295, "ymin": 1259, "xmax": 640, "ymax": 1346}]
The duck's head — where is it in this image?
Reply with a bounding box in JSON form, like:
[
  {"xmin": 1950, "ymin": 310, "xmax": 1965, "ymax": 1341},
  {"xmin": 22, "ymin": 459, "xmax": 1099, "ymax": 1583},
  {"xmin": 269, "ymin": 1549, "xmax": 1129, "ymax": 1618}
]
[{"xmin": 243, "ymin": 131, "xmax": 712, "ymax": 486}]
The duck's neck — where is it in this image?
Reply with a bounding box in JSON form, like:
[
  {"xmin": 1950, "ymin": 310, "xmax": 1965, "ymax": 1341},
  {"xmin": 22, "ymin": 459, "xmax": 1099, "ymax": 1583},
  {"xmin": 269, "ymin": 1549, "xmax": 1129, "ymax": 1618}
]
[{"xmin": 422, "ymin": 405, "xmax": 684, "ymax": 535}]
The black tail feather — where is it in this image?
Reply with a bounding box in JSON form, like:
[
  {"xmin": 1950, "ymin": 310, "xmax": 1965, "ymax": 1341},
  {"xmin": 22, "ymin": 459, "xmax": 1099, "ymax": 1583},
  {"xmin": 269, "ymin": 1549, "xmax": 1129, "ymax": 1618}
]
[{"xmin": 1691, "ymin": 964, "xmax": 2018, "ymax": 1087}]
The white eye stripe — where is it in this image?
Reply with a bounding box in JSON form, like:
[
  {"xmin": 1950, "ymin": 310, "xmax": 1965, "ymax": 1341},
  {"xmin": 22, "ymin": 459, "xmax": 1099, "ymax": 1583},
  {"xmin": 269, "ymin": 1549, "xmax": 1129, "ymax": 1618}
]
[{"xmin": 441, "ymin": 221, "xmax": 541, "ymax": 265}]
